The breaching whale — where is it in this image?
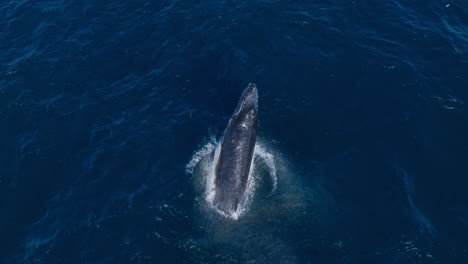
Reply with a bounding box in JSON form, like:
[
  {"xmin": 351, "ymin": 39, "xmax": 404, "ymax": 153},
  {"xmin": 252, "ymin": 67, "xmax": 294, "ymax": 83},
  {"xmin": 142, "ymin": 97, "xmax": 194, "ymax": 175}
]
[{"xmin": 212, "ymin": 83, "xmax": 258, "ymax": 216}]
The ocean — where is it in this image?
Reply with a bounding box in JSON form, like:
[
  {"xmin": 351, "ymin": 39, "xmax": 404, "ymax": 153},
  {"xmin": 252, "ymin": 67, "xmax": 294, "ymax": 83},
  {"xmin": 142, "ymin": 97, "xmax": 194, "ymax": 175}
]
[{"xmin": 1, "ymin": 0, "xmax": 467, "ymax": 263}]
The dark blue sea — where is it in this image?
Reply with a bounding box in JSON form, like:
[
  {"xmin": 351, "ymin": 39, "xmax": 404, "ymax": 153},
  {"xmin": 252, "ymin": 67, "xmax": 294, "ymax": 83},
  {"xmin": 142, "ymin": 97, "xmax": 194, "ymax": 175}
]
[{"xmin": 1, "ymin": 0, "xmax": 468, "ymax": 263}]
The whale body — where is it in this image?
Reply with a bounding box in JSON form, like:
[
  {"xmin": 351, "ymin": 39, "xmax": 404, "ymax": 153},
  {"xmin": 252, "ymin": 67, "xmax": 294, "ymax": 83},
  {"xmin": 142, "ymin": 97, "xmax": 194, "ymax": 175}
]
[{"xmin": 213, "ymin": 83, "xmax": 258, "ymax": 215}]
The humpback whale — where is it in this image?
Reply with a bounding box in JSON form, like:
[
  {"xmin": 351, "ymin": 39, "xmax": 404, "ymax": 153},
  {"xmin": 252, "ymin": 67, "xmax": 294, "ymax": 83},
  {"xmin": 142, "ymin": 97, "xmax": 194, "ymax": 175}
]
[{"xmin": 212, "ymin": 83, "xmax": 258, "ymax": 216}]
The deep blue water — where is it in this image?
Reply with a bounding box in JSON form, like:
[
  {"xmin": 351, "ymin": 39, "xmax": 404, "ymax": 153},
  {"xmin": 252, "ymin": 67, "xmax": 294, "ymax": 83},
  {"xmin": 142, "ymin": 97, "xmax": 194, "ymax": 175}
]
[{"xmin": 1, "ymin": 0, "xmax": 468, "ymax": 263}]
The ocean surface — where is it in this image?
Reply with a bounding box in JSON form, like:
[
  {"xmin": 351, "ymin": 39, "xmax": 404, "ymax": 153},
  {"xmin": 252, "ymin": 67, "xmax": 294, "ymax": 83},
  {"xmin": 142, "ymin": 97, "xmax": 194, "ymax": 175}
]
[{"xmin": 1, "ymin": 0, "xmax": 468, "ymax": 263}]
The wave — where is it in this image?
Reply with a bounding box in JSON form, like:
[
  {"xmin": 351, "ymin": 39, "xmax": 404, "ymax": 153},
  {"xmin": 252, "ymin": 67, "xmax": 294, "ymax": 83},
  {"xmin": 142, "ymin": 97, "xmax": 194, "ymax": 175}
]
[{"xmin": 395, "ymin": 163, "xmax": 438, "ymax": 236}]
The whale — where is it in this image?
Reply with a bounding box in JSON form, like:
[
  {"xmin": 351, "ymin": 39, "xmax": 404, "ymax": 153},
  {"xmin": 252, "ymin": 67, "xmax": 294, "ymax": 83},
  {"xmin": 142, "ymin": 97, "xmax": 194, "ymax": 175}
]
[{"xmin": 212, "ymin": 83, "xmax": 258, "ymax": 216}]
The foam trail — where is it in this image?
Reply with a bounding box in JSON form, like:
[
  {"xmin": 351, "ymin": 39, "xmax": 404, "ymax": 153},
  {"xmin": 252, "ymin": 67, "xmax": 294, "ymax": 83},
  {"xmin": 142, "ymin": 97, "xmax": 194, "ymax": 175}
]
[{"xmin": 398, "ymin": 164, "xmax": 438, "ymax": 236}]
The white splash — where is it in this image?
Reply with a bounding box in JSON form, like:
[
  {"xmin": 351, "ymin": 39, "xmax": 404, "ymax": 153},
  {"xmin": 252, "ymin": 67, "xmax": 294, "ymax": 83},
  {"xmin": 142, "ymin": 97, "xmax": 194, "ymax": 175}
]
[
  {"xmin": 186, "ymin": 138, "xmax": 277, "ymax": 220},
  {"xmin": 254, "ymin": 143, "xmax": 277, "ymax": 193},
  {"xmin": 185, "ymin": 137, "xmax": 216, "ymax": 175},
  {"xmin": 206, "ymin": 139, "xmax": 222, "ymax": 206}
]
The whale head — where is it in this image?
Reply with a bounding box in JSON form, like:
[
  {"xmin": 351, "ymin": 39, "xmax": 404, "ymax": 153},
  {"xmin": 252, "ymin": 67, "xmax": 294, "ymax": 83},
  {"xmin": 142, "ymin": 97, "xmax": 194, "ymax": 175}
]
[{"xmin": 233, "ymin": 83, "xmax": 258, "ymax": 116}]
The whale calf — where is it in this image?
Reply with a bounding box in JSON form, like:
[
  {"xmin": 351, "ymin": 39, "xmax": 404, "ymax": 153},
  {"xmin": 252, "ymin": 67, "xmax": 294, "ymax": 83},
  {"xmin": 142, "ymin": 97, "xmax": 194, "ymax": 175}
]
[{"xmin": 212, "ymin": 83, "xmax": 258, "ymax": 216}]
